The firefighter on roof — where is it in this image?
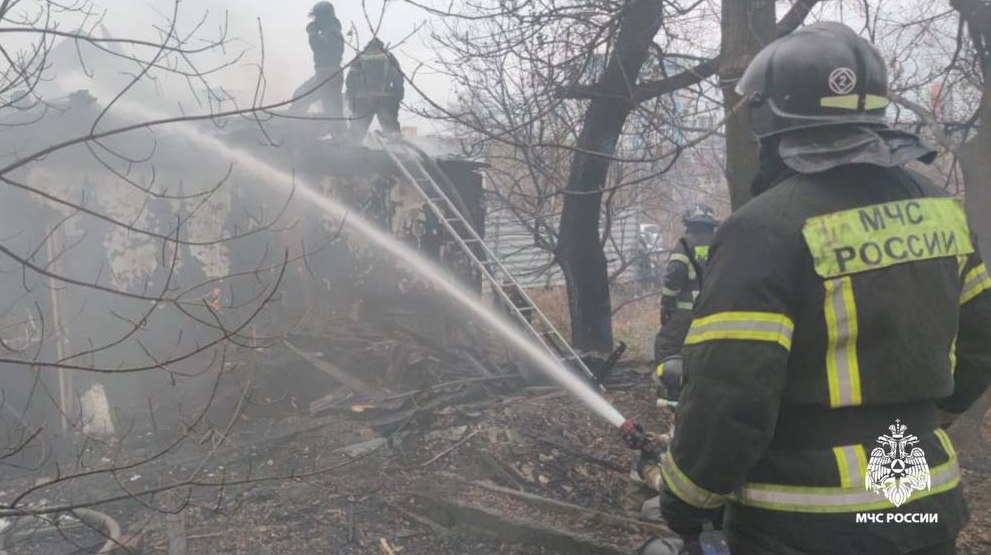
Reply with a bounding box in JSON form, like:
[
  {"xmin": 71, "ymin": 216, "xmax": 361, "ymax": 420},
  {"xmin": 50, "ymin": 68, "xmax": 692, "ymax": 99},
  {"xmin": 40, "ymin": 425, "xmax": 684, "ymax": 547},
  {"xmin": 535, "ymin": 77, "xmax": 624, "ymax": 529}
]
[
  {"xmin": 346, "ymin": 38, "xmax": 405, "ymax": 142},
  {"xmin": 291, "ymin": 2, "xmax": 347, "ymax": 138}
]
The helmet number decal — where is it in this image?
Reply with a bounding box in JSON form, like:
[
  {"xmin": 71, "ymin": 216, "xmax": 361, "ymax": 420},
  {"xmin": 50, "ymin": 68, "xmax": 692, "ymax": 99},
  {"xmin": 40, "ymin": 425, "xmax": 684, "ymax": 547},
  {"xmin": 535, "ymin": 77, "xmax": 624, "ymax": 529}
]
[{"xmin": 828, "ymin": 68, "xmax": 857, "ymax": 95}]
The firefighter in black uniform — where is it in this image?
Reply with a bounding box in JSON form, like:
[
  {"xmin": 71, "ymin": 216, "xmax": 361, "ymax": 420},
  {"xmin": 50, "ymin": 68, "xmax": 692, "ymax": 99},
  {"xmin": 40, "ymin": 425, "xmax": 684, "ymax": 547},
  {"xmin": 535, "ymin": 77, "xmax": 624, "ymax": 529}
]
[
  {"xmin": 291, "ymin": 2, "xmax": 347, "ymax": 138},
  {"xmin": 346, "ymin": 38, "xmax": 404, "ymax": 142},
  {"xmin": 637, "ymin": 22, "xmax": 991, "ymax": 554},
  {"xmin": 653, "ymin": 204, "xmax": 718, "ymax": 401},
  {"xmin": 623, "ymin": 205, "xmax": 718, "ymax": 522}
]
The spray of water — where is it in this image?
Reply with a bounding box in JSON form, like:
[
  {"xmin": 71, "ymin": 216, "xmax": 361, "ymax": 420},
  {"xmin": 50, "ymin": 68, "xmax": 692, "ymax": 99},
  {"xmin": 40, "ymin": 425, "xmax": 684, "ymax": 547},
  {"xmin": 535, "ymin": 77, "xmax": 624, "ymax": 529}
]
[{"xmin": 113, "ymin": 104, "xmax": 626, "ymax": 428}]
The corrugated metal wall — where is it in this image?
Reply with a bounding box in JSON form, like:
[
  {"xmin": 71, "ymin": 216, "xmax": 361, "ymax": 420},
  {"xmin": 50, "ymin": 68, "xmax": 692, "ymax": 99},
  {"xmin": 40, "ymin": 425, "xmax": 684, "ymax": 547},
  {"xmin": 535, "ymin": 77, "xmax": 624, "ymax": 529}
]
[{"xmin": 485, "ymin": 195, "xmax": 643, "ymax": 288}]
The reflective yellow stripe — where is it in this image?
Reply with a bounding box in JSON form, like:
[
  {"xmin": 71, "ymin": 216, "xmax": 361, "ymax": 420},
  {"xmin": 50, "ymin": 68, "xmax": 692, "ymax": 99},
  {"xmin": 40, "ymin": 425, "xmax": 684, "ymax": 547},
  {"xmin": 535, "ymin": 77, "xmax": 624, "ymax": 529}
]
[
  {"xmin": 935, "ymin": 428, "xmax": 957, "ymax": 460},
  {"xmin": 957, "ymin": 255, "xmax": 969, "ymax": 278},
  {"xmin": 656, "ymin": 363, "xmax": 665, "ymax": 378},
  {"xmin": 824, "ymin": 277, "xmax": 862, "ymax": 407},
  {"xmin": 961, "ymin": 263, "xmax": 991, "ymax": 305},
  {"xmin": 833, "ymin": 445, "xmax": 867, "ymax": 488},
  {"xmin": 864, "ymin": 94, "xmax": 890, "ymax": 110},
  {"xmin": 819, "ymin": 94, "xmax": 890, "ymax": 111},
  {"xmin": 669, "ymin": 253, "xmax": 696, "ymax": 280},
  {"xmin": 949, "ymin": 335, "xmax": 958, "ymax": 375},
  {"xmin": 661, "ymin": 450, "xmax": 728, "ymax": 509},
  {"xmin": 684, "ymin": 312, "xmax": 794, "ymax": 350},
  {"xmin": 732, "ymin": 455, "xmax": 959, "ymax": 513},
  {"xmin": 694, "ymin": 246, "xmax": 709, "ymax": 260},
  {"xmin": 661, "ymin": 286, "xmax": 681, "ymax": 297},
  {"xmin": 821, "ymin": 94, "xmax": 859, "ymax": 109}
]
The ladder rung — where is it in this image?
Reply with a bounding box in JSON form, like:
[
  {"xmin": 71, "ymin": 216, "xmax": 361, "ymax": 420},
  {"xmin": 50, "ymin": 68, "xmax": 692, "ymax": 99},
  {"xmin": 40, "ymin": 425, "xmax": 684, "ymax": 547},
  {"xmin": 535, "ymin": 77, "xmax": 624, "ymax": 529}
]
[{"xmin": 378, "ymin": 134, "xmax": 603, "ymax": 389}]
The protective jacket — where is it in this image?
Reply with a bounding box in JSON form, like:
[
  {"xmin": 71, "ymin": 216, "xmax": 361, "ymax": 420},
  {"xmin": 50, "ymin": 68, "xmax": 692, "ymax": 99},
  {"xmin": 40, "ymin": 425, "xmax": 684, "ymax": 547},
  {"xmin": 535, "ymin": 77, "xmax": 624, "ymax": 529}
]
[
  {"xmin": 660, "ymin": 163, "xmax": 991, "ymax": 554},
  {"xmin": 307, "ymin": 18, "xmax": 343, "ymax": 70},
  {"xmin": 346, "ymin": 48, "xmax": 404, "ymax": 100},
  {"xmin": 653, "ymin": 229, "xmax": 713, "ymax": 363}
]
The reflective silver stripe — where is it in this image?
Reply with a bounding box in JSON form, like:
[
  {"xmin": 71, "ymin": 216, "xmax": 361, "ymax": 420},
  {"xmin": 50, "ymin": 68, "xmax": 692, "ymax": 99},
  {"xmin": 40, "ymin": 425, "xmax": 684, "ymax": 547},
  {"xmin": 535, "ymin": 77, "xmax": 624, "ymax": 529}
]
[
  {"xmin": 676, "ymin": 301, "xmax": 694, "ymax": 310},
  {"xmin": 661, "ymin": 451, "xmax": 728, "ymax": 509},
  {"xmin": 669, "ymin": 253, "xmax": 696, "ymax": 280},
  {"xmin": 732, "ymin": 460, "xmax": 960, "ymax": 513},
  {"xmin": 685, "ymin": 312, "xmax": 794, "ymax": 350},
  {"xmin": 961, "ymin": 263, "xmax": 991, "ymax": 305},
  {"xmin": 661, "ymin": 286, "xmax": 681, "ymax": 297},
  {"xmin": 824, "ymin": 277, "xmax": 862, "ymax": 407},
  {"xmin": 692, "ymin": 290, "xmax": 700, "ymax": 301},
  {"xmin": 832, "ymin": 445, "xmax": 867, "ymax": 488}
]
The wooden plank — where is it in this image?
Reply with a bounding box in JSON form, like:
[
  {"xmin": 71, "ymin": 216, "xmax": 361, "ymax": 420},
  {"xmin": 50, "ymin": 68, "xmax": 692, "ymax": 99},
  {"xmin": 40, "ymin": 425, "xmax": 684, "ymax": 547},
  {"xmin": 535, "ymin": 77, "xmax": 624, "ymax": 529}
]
[
  {"xmin": 284, "ymin": 340, "xmax": 380, "ymax": 397},
  {"xmin": 416, "ymin": 494, "xmax": 630, "ymax": 555},
  {"xmin": 437, "ymin": 472, "xmax": 673, "ymax": 536}
]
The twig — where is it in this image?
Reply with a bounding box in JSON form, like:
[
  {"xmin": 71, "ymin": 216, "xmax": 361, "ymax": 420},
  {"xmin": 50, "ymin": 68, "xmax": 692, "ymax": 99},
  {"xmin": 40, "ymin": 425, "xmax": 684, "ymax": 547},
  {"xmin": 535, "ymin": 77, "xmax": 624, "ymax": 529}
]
[
  {"xmin": 438, "ymin": 472, "xmax": 673, "ymax": 536},
  {"xmin": 377, "ymin": 497, "xmax": 451, "ymax": 535},
  {"xmin": 415, "ymin": 429, "xmax": 481, "ymax": 469},
  {"xmin": 377, "ymin": 375, "xmax": 520, "ymax": 403}
]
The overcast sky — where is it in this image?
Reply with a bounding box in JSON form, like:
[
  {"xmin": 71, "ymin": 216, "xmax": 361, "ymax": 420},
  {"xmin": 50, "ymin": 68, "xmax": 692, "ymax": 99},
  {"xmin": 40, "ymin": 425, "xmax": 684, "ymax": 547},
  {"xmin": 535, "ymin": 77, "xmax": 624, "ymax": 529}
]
[{"xmin": 83, "ymin": 1, "xmax": 448, "ymax": 130}]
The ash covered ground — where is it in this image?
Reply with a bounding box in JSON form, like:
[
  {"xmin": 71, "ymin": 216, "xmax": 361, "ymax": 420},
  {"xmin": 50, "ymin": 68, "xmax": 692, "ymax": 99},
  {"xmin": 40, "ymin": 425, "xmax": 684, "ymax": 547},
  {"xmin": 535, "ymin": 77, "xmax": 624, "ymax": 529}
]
[{"xmin": 2, "ymin": 315, "xmax": 989, "ymax": 554}]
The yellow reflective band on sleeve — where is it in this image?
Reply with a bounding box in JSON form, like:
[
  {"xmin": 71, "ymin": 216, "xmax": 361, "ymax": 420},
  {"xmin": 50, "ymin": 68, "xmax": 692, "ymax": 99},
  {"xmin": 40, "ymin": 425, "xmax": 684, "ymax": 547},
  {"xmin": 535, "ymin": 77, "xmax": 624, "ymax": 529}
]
[
  {"xmin": 684, "ymin": 312, "xmax": 794, "ymax": 350},
  {"xmin": 833, "ymin": 445, "xmax": 867, "ymax": 488},
  {"xmin": 803, "ymin": 198, "xmax": 974, "ymax": 278},
  {"xmin": 660, "ymin": 450, "xmax": 728, "ymax": 510},
  {"xmin": 730, "ymin": 455, "xmax": 960, "ymax": 513},
  {"xmin": 656, "ymin": 363, "xmax": 665, "ymax": 378},
  {"xmin": 824, "ymin": 277, "xmax": 862, "ymax": 408},
  {"xmin": 961, "ymin": 263, "xmax": 991, "ymax": 305},
  {"xmin": 669, "ymin": 253, "xmax": 696, "ymax": 280}
]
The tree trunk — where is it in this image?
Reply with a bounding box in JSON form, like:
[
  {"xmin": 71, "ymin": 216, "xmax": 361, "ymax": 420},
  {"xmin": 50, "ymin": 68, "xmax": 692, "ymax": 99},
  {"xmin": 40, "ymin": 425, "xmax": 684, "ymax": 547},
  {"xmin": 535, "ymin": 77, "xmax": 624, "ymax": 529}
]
[
  {"xmin": 557, "ymin": 0, "xmax": 664, "ymax": 354},
  {"xmin": 719, "ymin": 0, "xmax": 776, "ymax": 210},
  {"xmin": 950, "ymin": 87, "xmax": 991, "ymax": 453}
]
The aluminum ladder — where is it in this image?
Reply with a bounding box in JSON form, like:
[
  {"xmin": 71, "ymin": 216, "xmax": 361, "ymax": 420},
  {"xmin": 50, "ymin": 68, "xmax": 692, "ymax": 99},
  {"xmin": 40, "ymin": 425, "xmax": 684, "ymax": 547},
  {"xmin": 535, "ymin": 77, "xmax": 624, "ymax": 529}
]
[{"xmin": 375, "ymin": 134, "xmax": 603, "ymax": 391}]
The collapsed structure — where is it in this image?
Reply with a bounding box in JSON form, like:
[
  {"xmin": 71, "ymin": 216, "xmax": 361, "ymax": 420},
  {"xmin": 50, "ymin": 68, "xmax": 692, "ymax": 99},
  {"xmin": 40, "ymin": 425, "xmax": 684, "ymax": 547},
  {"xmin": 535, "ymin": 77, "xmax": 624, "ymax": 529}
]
[{"xmin": 0, "ymin": 93, "xmax": 488, "ymax": 463}]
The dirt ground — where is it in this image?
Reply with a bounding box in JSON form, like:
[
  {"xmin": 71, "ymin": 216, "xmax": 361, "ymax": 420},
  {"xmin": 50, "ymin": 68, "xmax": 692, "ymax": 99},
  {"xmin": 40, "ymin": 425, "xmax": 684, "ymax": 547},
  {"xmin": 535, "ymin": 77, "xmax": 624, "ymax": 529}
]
[{"xmin": 2, "ymin": 309, "xmax": 990, "ymax": 554}]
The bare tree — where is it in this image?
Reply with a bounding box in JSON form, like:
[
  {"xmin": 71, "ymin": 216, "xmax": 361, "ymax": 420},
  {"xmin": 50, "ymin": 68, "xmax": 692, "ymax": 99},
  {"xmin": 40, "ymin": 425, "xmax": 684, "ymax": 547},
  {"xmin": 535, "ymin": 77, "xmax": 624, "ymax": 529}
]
[
  {"xmin": 0, "ymin": 1, "xmax": 375, "ymax": 549},
  {"xmin": 418, "ymin": 0, "xmax": 822, "ymax": 355}
]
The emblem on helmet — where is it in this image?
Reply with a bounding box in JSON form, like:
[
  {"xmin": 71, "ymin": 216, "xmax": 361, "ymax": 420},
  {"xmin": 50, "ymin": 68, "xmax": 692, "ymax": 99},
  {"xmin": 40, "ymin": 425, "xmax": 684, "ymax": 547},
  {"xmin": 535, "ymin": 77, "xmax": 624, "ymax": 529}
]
[{"xmin": 828, "ymin": 67, "xmax": 857, "ymax": 95}]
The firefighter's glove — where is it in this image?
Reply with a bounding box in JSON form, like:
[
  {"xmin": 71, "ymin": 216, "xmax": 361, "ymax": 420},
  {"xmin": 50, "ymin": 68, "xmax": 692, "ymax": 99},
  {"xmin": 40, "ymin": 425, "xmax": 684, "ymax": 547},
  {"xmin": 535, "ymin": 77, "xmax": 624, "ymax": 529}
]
[{"xmin": 659, "ymin": 487, "xmax": 724, "ymax": 539}]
